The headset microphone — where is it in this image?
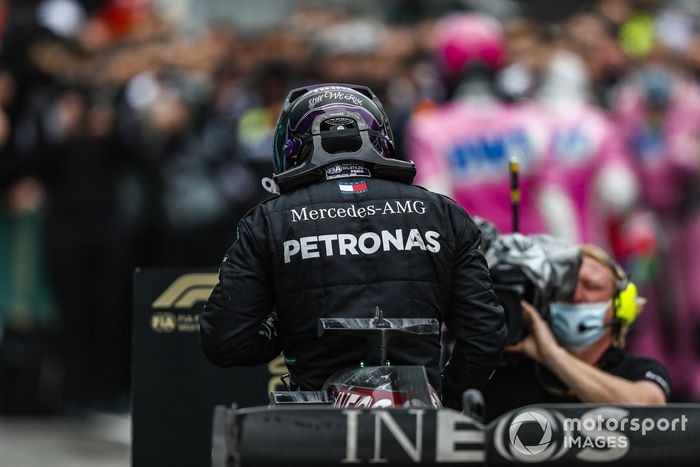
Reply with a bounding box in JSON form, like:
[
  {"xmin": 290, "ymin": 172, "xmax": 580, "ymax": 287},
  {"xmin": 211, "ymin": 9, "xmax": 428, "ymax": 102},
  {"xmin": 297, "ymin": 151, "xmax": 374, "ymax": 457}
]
[{"xmin": 578, "ymin": 320, "xmax": 617, "ymax": 333}]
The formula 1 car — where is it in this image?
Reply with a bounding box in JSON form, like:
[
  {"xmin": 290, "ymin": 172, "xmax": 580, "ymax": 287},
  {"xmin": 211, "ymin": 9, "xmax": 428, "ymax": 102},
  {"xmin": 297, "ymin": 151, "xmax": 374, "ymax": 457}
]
[{"xmin": 211, "ymin": 307, "xmax": 699, "ymax": 467}]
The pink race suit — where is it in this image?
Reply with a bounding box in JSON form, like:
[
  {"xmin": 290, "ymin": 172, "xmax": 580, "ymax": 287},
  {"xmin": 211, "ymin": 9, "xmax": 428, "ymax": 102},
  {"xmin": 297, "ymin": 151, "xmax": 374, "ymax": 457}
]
[
  {"xmin": 541, "ymin": 101, "xmax": 638, "ymax": 247},
  {"xmin": 407, "ymin": 100, "xmax": 550, "ymax": 235}
]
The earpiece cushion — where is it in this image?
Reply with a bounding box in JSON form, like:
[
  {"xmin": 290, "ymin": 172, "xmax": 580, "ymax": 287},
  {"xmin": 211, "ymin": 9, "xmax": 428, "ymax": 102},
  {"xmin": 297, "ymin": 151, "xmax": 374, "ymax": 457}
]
[{"xmin": 615, "ymin": 282, "xmax": 639, "ymax": 326}]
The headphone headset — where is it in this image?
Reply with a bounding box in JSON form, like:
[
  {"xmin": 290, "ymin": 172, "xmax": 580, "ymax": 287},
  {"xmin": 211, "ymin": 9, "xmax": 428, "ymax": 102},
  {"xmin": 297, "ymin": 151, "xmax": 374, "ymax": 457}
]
[{"xmin": 613, "ymin": 280, "xmax": 639, "ymax": 327}]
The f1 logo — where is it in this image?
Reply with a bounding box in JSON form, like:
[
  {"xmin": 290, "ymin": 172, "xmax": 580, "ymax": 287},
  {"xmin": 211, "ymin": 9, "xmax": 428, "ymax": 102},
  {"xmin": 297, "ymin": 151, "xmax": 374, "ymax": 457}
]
[{"xmin": 151, "ymin": 273, "xmax": 218, "ymax": 309}]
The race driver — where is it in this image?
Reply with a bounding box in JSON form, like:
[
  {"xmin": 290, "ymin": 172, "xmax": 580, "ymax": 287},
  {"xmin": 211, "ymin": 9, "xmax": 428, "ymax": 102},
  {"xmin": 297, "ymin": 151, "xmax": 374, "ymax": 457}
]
[{"xmin": 199, "ymin": 83, "xmax": 506, "ymax": 409}]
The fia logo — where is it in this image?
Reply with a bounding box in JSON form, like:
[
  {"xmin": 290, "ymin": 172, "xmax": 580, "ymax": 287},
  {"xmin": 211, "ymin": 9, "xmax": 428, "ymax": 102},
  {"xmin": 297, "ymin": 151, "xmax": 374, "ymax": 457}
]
[
  {"xmin": 327, "ymin": 164, "xmax": 343, "ymax": 175},
  {"xmin": 151, "ymin": 312, "xmax": 177, "ymax": 332}
]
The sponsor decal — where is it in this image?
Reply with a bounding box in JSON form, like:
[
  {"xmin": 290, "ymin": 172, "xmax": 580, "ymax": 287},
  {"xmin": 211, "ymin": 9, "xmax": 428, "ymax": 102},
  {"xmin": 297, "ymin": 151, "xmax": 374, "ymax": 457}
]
[
  {"xmin": 633, "ymin": 127, "xmax": 664, "ymax": 163},
  {"xmin": 553, "ymin": 127, "xmax": 593, "ymax": 164},
  {"xmin": 342, "ymin": 409, "xmax": 485, "ymax": 464},
  {"xmin": 450, "ymin": 129, "xmax": 534, "ymax": 178},
  {"xmin": 282, "ymin": 228, "xmax": 441, "ymax": 263},
  {"xmin": 338, "ymin": 180, "xmax": 368, "ymax": 194},
  {"xmin": 289, "ymin": 200, "xmax": 427, "ymax": 222}
]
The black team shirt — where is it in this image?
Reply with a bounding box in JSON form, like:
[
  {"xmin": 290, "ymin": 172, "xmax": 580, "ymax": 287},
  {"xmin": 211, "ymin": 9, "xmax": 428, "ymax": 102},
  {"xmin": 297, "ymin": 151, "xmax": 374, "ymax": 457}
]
[{"xmin": 483, "ymin": 347, "xmax": 671, "ymax": 422}]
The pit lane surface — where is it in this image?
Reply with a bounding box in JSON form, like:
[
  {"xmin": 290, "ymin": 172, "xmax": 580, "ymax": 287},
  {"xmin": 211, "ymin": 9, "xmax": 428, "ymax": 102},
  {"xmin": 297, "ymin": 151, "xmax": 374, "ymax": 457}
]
[{"xmin": 0, "ymin": 413, "xmax": 130, "ymax": 467}]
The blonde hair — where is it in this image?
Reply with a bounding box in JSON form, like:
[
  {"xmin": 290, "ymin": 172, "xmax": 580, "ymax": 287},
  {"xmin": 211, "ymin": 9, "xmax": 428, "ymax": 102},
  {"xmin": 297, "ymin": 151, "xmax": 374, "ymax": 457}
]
[
  {"xmin": 579, "ymin": 244, "xmax": 645, "ymax": 348},
  {"xmin": 579, "ymin": 244, "xmax": 627, "ymax": 287}
]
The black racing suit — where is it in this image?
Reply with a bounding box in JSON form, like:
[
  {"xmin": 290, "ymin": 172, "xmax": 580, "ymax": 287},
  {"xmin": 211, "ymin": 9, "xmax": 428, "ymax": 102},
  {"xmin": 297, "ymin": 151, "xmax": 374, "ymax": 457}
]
[{"xmin": 200, "ymin": 170, "xmax": 506, "ymax": 409}]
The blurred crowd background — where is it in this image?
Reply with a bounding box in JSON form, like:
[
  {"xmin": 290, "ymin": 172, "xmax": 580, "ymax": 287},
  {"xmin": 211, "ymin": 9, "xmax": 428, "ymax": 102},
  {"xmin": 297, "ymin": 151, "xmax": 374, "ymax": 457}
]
[{"xmin": 1, "ymin": 0, "xmax": 700, "ymax": 416}]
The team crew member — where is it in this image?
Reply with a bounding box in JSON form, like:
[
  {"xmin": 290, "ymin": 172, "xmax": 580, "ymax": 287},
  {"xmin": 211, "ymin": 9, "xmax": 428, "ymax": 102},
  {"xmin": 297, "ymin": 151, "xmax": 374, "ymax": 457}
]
[
  {"xmin": 483, "ymin": 245, "xmax": 670, "ymax": 421},
  {"xmin": 199, "ymin": 84, "xmax": 506, "ymax": 409}
]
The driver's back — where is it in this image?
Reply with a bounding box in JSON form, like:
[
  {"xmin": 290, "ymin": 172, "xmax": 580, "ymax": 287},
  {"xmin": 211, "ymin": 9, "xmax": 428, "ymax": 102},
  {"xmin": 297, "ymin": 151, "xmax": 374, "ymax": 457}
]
[{"xmin": 200, "ymin": 172, "xmax": 506, "ymax": 408}]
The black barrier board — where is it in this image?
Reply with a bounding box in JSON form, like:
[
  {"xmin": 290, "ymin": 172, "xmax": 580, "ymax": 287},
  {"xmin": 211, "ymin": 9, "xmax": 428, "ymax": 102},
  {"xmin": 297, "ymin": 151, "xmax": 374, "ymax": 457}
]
[{"xmin": 132, "ymin": 268, "xmax": 287, "ymax": 467}]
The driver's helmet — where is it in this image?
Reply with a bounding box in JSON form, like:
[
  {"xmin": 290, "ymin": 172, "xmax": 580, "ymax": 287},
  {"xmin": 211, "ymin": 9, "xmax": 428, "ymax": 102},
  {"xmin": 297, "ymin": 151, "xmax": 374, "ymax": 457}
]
[
  {"xmin": 433, "ymin": 13, "xmax": 505, "ymax": 77},
  {"xmin": 272, "ymin": 83, "xmax": 415, "ymax": 191}
]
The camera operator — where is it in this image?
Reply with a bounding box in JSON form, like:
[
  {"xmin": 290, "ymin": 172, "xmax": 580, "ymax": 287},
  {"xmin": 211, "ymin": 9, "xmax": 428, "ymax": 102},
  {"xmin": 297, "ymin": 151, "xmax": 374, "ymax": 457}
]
[{"xmin": 483, "ymin": 244, "xmax": 670, "ymax": 422}]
